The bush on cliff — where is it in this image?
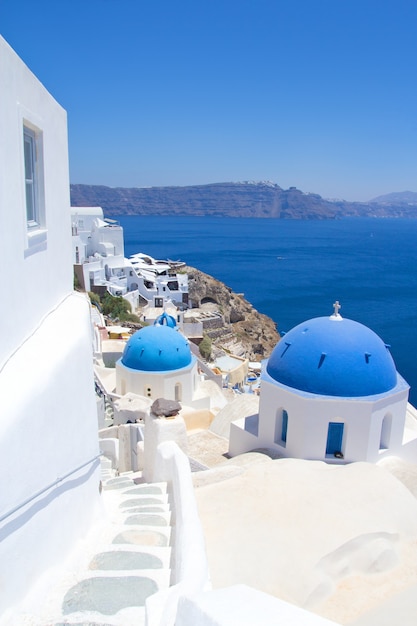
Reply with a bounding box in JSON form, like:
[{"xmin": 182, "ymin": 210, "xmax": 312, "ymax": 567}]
[
  {"xmin": 199, "ymin": 335, "xmax": 212, "ymax": 360},
  {"xmin": 89, "ymin": 291, "xmax": 140, "ymax": 323}
]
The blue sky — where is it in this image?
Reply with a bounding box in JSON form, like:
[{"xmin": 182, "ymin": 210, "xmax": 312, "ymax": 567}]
[{"xmin": 1, "ymin": 0, "xmax": 416, "ymax": 201}]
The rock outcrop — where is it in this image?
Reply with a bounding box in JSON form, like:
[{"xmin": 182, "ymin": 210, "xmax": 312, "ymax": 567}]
[{"xmin": 185, "ymin": 266, "xmax": 280, "ymax": 361}]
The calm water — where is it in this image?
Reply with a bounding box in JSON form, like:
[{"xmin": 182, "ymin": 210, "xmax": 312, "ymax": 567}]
[{"xmin": 114, "ymin": 215, "xmax": 417, "ymax": 405}]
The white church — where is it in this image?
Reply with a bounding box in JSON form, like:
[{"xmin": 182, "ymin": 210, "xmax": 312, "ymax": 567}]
[
  {"xmin": 230, "ymin": 301, "xmax": 417, "ymax": 464},
  {"xmin": 115, "ymin": 312, "xmax": 211, "ymax": 410}
]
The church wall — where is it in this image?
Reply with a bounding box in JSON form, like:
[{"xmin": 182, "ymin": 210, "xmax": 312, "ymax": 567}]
[
  {"xmin": 229, "ymin": 419, "xmax": 260, "ymax": 457},
  {"xmin": 365, "ymin": 389, "xmax": 409, "ymax": 462},
  {"xmin": 256, "ymin": 376, "xmax": 408, "ymax": 463},
  {"xmin": 116, "ymin": 359, "xmax": 197, "ymax": 403}
]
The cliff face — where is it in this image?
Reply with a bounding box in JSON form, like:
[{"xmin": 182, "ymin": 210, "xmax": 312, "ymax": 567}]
[
  {"xmin": 185, "ymin": 265, "xmax": 280, "ymax": 361},
  {"xmin": 70, "ymin": 181, "xmax": 417, "ymax": 219}
]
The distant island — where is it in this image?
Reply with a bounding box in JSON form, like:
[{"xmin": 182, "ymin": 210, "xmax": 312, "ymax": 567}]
[{"xmin": 70, "ymin": 181, "xmax": 417, "ymax": 220}]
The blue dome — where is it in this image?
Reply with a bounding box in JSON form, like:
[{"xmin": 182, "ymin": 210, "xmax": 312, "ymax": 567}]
[
  {"xmin": 121, "ymin": 325, "xmax": 192, "ymax": 372},
  {"xmin": 267, "ymin": 316, "xmax": 397, "ymax": 397},
  {"xmin": 154, "ymin": 312, "xmax": 177, "ymax": 328}
]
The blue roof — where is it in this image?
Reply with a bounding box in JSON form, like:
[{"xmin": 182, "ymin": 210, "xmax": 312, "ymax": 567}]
[
  {"xmin": 121, "ymin": 324, "xmax": 192, "ymax": 372},
  {"xmin": 154, "ymin": 312, "xmax": 177, "ymax": 328},
  {"xmin": 266, "ymin": 316, "xmax": 398, "ymax": 397}
]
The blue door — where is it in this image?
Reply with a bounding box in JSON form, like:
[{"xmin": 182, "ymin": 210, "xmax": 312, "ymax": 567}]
[{"xmin": 326, "ymin": 422, "xmax": 344, "ymax": 455}]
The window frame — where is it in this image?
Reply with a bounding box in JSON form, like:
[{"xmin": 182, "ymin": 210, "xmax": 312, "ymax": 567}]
[
  {"xmin": 24, "ymin": 126, "xmax": 38, "ymax": 227},
  {"xmin": 21, "ymin": 117, "xmax": 46, "ymax": 256}
]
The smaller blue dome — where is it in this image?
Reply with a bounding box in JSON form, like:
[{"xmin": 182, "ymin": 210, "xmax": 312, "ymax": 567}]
[
  {"xmin": 121, "ymin": 325, "xmax": 192, "ymax": 372},
  {"xmin": 267, "ymin": 316, "xmax": 398, "ymax": 397},
  {"xmin": 154, "ymin": 312, "xmax": 177, "ymax": 328}
]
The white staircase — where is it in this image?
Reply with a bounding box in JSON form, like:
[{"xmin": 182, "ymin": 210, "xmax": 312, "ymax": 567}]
[{"xmin": 18, "ymin": 459, "xmax": 174, "ymax": 626}]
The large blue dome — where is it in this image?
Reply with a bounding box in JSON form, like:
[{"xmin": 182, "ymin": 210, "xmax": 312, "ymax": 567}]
[
  {"xmin": 121, "ymin": 325, "xmax": 192, "ymax": 372},
  {"xmin": 266, "ymin": 315, "xmax": 398, "ymax": 397}
]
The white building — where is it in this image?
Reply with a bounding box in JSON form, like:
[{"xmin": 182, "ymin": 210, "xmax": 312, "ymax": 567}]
[
  {"xmin": 72, "ymin": 206, "xmax": 129, "ymax": 297},
  {"xmin": 230, "ymin": 303, "xmax": 417, "ymax": 463},
  {"xmin": 116, "ymin": 313, "xmax": 211, "ymax": 410},
  {"xmin": 128, "ymin": 252, "xmax": 189, "ymax": 309},
  {"xmin": 72, "ymin": 207, "xmax": 189, "ymax": 308},
  {"xmin": 0, "ymin": 36, "xmax": 101, "ymax": 615}
]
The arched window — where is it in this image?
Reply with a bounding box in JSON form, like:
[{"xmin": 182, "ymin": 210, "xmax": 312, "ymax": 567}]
[
  {"xmin": 380, "ymin": 413, "xmax": 392, "ymax": 450},
  {"xmin": 175, "ymin": 383, "xmax": 182, "ymax": 402},
  {"xmin": 274, "ymin": 409, "xmax": 288, "ymax": 447}
]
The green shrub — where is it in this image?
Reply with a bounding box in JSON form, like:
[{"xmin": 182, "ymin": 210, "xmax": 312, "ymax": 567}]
[
  {"xmin": 88, "ymin": 291, "xmax": 101, "ymax": 307},
  {"xmin": 88, "ymin": 291, "xmax": 140, "ymax": 323},
  {"xmin": 199, "ymin": 335, "xmax": 212, "ymax": 360}
]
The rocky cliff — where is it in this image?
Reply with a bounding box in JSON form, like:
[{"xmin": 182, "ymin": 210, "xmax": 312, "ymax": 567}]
[
  {"xmin": 70, "ymin": 181, "xmax": 417, "ymax": 219},
  {"xmin": 185, "ymin": 265, "xmax": 280, "ymax": 361}
]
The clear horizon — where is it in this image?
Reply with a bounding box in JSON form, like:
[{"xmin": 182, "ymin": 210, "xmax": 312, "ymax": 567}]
[{"xmin": 2, "ymin": 0, "xmax": 416, "ymax": 202}]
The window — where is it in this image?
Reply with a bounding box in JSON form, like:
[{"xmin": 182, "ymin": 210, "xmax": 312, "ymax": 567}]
[
  {"xmin": 175, "ymin": 383, "xmax": 182, "ymax": 401},
  {"xmin": 23, "ymin": 122, "xmax": 46, "ymax": 255},
  {"xmin": 274, "ymin": 409, "xmax": 288, "ymax": 447},
  {"xmin": 380, "ymin": 414, "xmax": 392, "ymax": 450},
  {"xmin": 24, "ymin": 126, "xmax": 44, "ymax": 228}
]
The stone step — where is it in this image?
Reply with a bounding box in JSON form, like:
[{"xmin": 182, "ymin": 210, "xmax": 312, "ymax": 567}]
[
  {"xmin": 88, "ymin": 546, "xmax": 171, "ymax": 571},
  {"xmin": 118, "ymin": 491, "xmax": 170, "ymax": 506},
  {"xmin": 61, "ymin": 567, "xmax": 171, "ymax": 606},
  {"xmin": 111, "ymin": 525, "xmax": 172, "ymax": 548},
  {"xmin": 11, "ymin": 473, "xmax": 174, "ymax": 626}
]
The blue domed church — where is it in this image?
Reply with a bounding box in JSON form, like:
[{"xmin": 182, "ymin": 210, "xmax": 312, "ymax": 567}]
[
  {"xmin": 116, "ymin": 313, "xmax": 210, "ymax": 409},
  {"xmin": 229, "ymin": 303, "xmax": 414, "ymax": 463}
]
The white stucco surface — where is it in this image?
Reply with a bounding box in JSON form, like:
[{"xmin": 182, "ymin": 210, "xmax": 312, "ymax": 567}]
[
  {"xmin": 0, "ymin": 36, "xmax": 72, "ymax": 365},
  {"xmin": 0, "ymin": 37, "xmax": 101, "ymax": 616},
  {"xmin": 176, "ymin": 585, "xmax": 340, "ymax": 626},
  {"xmin": 0, "ymin": 293, "xmax": 102, "ymax": 615},
  {"xmin": 194, "ymin": 456, "xmax": 417, "ymax": 624}
]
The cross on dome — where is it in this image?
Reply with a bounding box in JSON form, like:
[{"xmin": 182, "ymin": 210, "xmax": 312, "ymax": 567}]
[{"xmin": 330, "ymin": 300, "xmax": 342, "ymax": 320}]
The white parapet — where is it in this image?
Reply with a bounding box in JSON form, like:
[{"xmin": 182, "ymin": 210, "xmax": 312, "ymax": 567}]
[
  {"xmin": 145, "ymin": 441, "xmax": 211, "ymax": 626},
  {"xmin": 175, "ymin": 585, "xmax": 341, "ymax": 626},
  {"xmin": 143, "ymin": 412, "xmax": 188, "ymax": 483}
]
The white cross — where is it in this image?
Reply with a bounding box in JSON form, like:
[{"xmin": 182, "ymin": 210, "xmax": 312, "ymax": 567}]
[{"xmin": 332, "ymin": 300, "xmax": 341, "ymax": 317}]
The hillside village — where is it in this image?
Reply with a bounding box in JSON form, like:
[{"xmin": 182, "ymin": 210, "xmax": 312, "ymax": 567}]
[{"xmin": 3, "ymin": 34, "xmax": 417, "ymax": 626}]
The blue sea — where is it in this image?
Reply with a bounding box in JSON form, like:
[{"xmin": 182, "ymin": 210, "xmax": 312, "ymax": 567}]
[{"xmin": 115, "ymin": 215, "xmax": 417, "ymax": 405}]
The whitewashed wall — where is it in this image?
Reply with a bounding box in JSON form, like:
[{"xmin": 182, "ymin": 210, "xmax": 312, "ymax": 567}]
[
  {"xmin": 0, "ymin": 36, "xmax": 101, "ymax": 615},
  {"xmin": 116, "ymin": 358, "xmax": 204, "ymax": 407},
  {"xmin": 230, "ymin": 371, "xmax": 410, "ymax": 463}
]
